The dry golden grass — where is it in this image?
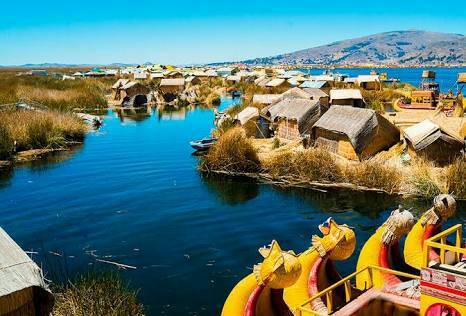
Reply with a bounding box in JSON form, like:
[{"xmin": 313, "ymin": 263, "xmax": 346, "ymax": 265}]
[
  {"xmin": 52, "ymin": 272, "xmax": 144, "ymax": 316},
  {"xmin": 409, "ymin": 158, "xmax": 442, "ymax": 199},
  {"xmin": 202, "ymin": 127, "xmax": 261, "ymax": 173},
  {"xmin": 344, "ymin": 159, "xmax": 402, "ymax": 193},
  {"xmin": 264, "ymin": 148, "xmax": 343, "ymax": 182},
  {"xmin": 0, "ymin": 110, "xmax": 86, "ymax": 152},
  {"xmin": 0, "ymin": 74, "xmax": 108, "ymax": 110},
  {"xmin": 445, "ymin": 157, "xmax": 466, "ymax": 199}
]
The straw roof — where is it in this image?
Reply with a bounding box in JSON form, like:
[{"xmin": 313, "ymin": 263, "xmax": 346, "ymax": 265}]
[
  {"xmin": 265, "ymin": 98, "xmax": 320, "ymax": 125},
  {"xmin": 300, "ymin": 80, "xmax": 327, "ymax": 89},
  {"xmin": 330, "ymin": 89, "xmax": 363, "ymax": 101},
  {"xmin": 0, "ymin": 227, "xmax": 53, "ymax": 314},
  {"xmin": 226, "ymin": 75, "xmax": 241, "ymax": 82},
  {"xmin": 121, "ymin": 81, "xmax": 138, "ymax": 89},
  {"xmin": 160, "ymin": 78, "xmax": 185, "ymax": 86},
  {"xmin": 313, "ymin": 105, "xmax": 396, "ymax": 153},
  {"xmin": 112, "ymin": 79, "xmax": 130, "ymax": 89},
  {"xmin": 266, "ymin": 78, "xmax": 287, "ymax": 87},
  {"xmin": 301, "ymin": 88, "xmax": 328, "ymax": 98},
  {"xmin": 235, "ymin": 107, "xmax": 259, "ymax": 125},
  {"xmin": 252, "ymin": 94, "xmax": 281, "ymax": 105},
  {"xmin": 280, "ymin": 87, "xmax": 313, "ymax": 100},
  {"xmin": 403, "ymin": 119, "xmax": 463, "ymax": 150}
]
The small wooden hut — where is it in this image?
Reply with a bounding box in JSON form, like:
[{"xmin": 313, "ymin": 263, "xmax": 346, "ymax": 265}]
[
  {"xmin": 403, "ymin": 119, "xmax": 464, "ymax": 164},
  {"xmin": 312, "ymin": 105, "xmax": 400, "ymax": 160},
  {"xmin": 329, "ymin": 89, "xmax": 364, "ymax": 107},
  {"xmin": 301, "ymin": 88, "xmax": 329, "ymax": 107},
  {"xmin": 0, "ymin": 228, "xmax": 54, "ymax": 315}
]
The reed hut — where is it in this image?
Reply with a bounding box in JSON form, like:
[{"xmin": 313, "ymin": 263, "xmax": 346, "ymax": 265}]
[
  {"xmin": 159, "ymin": 78, "xmax": 186, "ymax": 94},
  {"xmin": 119, "ymin": 81, "xmax": 150, "ymax": 102},
  {"xmin": 403, "ymin": 119, "xmax": 464, "ymax": 164},
  {"xmin": 312, "ymin": 105, "xmax": 400, "ymax": 160},
  {"xmin": 356, "ymin": 75, "xmax": 381, "ymax": 90},
  {"xmin": 164, "ymin": 71, "xmax": 183, "ymax": 79},
  {"xmin": 0, "ymin": 228, "xmax": 54, "ymax": 315},
  {"xmin": 226, "ymin": 75, "xmax": 242, "ymax": 84},
  {"xmin": 111, "ymin": 79, "xmax": 130, "ymax": 100},
  {"xmin": 301, "ymin": 88, "xmax": 329, "ymax": 107},
  {"xmin": 252, "ymin": 94, "xmax": 281, "ymax": 106},
  {"xmin": 255, "ymin": 77, "xmax": 272, "ymax": 87},
  {"xmin": 299, "ymin": 80, "xmax": 330, "ymax": 92},
  {"xmin": 133, "ymin": 72, "xmax": 148, "ymax": 80},
  {"xmin": 234, "ymin": 107, "xmax": 261, "ymax": 137},
  {"xmin": 266, "ymin": 78, "xmax": 291, "ymax": 90},
  {"xmin": 185, "ymin": 76, "xmax": 201, "ymax": 86},
  {"xmin": 264, "ymin": 99, "xmax": 321, "ymax": 140},
  {"xmin": 329, "ymin": 89, "xmax": 364, "ymax": 107}
]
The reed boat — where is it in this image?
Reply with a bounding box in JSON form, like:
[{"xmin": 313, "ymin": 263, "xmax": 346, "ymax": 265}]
[{"xmin": 222, "ymin": 194, "xmax": 465, "ymax": 315}]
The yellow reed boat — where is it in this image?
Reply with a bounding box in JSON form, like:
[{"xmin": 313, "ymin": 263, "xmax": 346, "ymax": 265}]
[{"xmin": 222, "ymin": 194, "xmax": 465, "ymax": 316}]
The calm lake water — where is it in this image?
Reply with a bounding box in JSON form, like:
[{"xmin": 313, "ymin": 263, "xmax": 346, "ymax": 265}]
[
  {"xmin": 301, "ymin": 66, "xmax": 466, "ymax": 92},
  {"xmin": 0, "ymin": 68, "xmax": 465, "ymax": 315}
]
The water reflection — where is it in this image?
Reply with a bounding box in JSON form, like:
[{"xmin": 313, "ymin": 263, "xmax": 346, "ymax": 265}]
[
  {"xmin": 202, "ymin": 174, "xmax": 259, "ymax": 205},
  {"xmin": 0, "ymin": 166, "xmax": 14, "ymax": 189},
  {"xmin": 113, "ymin": 106, "xmax": 152, "ymax": 122}
]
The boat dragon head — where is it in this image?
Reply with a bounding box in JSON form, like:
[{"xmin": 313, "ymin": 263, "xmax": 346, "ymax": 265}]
[
  {"xmin": 381, "ymin": 207, "xmax": 415, "ymax": 245},
  {"xmin": 253, "ymin": 240, "xmax": 302, "ymax": 289},
  {"xmin": 312, "ymin": 217, "xmax": 356, "ymax": 261}
]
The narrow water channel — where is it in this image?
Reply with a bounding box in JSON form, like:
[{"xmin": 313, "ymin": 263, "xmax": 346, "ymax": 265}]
[{"xmin": 0, "ymin": 95, "xmax": 464, "ymax": 315}]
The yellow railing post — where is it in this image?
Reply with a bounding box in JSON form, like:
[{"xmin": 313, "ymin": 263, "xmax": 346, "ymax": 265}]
[
  {"xmin": 440, "ymin": 236, "xmax": 446, "ymax": 264},
  {"xmin": 325, "ymin": 291, "xmax": 333, "ymax": 314},
  {"xmin": 344, "ymin": 280, "xmax": 352, "ymax": 302},
  {"xmin": 456, "ymin": 228, "xmax": 462, "ymax": 262}
]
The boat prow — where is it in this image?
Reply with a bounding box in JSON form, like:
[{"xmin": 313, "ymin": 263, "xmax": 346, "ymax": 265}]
[{"xmin": 189, "ymin": 137, "xmax": 217, "ymax": 151}]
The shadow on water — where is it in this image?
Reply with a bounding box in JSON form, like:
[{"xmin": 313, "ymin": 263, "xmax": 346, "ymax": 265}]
[{"xmin": 201, "ymin": 174, "xmax": 259, "ymax": 205}]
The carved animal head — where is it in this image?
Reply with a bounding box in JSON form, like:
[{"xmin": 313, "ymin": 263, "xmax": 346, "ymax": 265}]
[
  {"xmin": 381, "ymin": 207, "xmax": 415, "ymax": 245},
  {"xmin": 312, "ymin": 217, "xmax": 356, "ymax": 261},
  {"xmin": 253, "ymin": 240, "xmax": 302, "ymax": 289}
]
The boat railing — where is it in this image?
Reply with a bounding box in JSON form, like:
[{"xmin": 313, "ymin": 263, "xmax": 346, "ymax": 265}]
[
  {"xmin": 295, "ymin": 265, "xmax": 419, "ymax": 316},
  {"xmin": 423, "ymin": 224, "xmax": 465, "ymax": 267}
]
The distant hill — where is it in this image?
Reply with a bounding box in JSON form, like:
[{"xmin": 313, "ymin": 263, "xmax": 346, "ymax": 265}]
[{"xmin": 243, "ymin": 30, "xmax": 466, "ymax": 66}]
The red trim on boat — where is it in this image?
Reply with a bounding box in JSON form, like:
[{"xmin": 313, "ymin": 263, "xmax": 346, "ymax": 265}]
[
  {"xmin": 424, "ymin": 224, "xmax": 440, "ymax": 261},
  {"xmin": 244, "ymin": 284, "xmax": 266, "ymax": 316},
  {"xmin": 379, "ymin": 244, "xmax": 401, "ymax": 286}
]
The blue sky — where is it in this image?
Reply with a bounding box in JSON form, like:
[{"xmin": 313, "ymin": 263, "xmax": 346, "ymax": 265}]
[{"xmin": 1, "ymin": 0, "xmax": 465, "ymax": 65}]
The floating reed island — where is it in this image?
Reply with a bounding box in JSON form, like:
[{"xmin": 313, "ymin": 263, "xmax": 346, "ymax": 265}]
[{"xmin": 198, "ymin": 70, "xmax": 466, "ymax": 200}]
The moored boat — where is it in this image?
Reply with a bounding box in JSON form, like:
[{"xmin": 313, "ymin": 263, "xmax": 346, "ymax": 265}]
[{"xmin": 189, "ymin": 137, "xmax": 217, "ymax": 151}]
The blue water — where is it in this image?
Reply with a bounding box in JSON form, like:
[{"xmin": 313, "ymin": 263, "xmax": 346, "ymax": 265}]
[
  {"xmin": 300, "ymin": 67, "xmax": 466, "ymax": 92},
  {"xmin": 0, "ymin": 73, "xmax": 465, "ymax": 315}
]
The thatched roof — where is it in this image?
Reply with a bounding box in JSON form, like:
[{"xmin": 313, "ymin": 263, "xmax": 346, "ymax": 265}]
[
  {"xmin": 265, "ymin": 98, "xmax": 320, "ymax": 126},
  {"xmin": 255, "ymin": 77, "xmax": 271, "ymax": 87},
  {"xmin": 252, "ymin": 94, "xmax": 281, "ymax": 105},
  {"xmin": 160, "ymin": 78, "xmax": 185, "ymax": 86},
  {"xmin": 0, "ymin": 227, "xmax": 53, "ymax": 315},
  {"xmin": 302, "ymin": 88, "xmax": 328, "ymax": 98},
  {"xmin": 112, "ymin": 79, "xmax": 130, "ymax": 89},
  {"xmin": 121, "ymin": 81, "xmax": 138, "ymax": 89},
  {"xmin": 403, "ymin": 119, "xmax": 463, "ymax": 150},
  {"xmin": 280, "ymin": 87, "xmax": 313, "ymax": 100},
  {"xmin": 226, "ymin": 75, "xmax": 241, "ymax": 82},
  {"xmin": 235, "ymin": 107, "xmax": 259, "ymax": 125},
  {"xmin": 266, "ymin": 78, "xmax": 287, "ymax": 87},
  {"xmin": 312, "ymin": 105, "xmax": 398, "ymax": 154},
  {"xmin": 330, "ymin": 89, "xmax": 362, "ymax": 101},
  {"xmin": 300, "ymin": 80, "xmax": 327, "ymax": 89}
]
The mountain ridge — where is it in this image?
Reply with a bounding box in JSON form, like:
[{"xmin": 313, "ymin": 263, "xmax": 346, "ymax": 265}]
[{"xmin": 241, "ymin": 30, "xmax": 466, "ymax": 66}]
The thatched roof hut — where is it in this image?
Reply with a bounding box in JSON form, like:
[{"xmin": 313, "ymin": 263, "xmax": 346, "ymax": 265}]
[
  {"xmin": 302, "ymin": 88, "xmax": 330, "ymax": 106},
  {"xmin": 265, "ymin": 78, "xmax": 291, "ymax": 89},
  {"xmin": 255, "ymin": 77, "xmax": 272, "ymax": 87},
  {"xmin": 299, "ymin": 80, "xmax": 328, "ymax": 89},
  {"xmin": 329, "ymin": 89, "xmax": 364, "ymax": 107},
  {"xmin": 403, "ymin": 119, "xmax": 464, "ymax": 164},
  {"xmin": 252, "ymin": 94, "xmax": 281, "ymax": 106},
  {"xmin": 235, "ymin": 107, "xmax": 259, "ymax": 125},
  {"xmin": 265, "ymin": 99, "xmax": 322, "ymax": 140},
  {"xmin": 159, "ymin": 78, "xmax": 185, "ymax": 94},
  {"xmin": 312, "ymin": 105, "xmax": 400, "ymax": 160},
  {"xmin": 0, "ymin": 228, "xmax": 54, "ymax": 315}
]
